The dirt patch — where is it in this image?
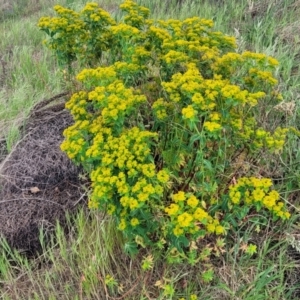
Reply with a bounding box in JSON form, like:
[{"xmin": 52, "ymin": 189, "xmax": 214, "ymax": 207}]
[{"xmin": 0, "ymin": 93, "xmax": 88, "ymax": 255}]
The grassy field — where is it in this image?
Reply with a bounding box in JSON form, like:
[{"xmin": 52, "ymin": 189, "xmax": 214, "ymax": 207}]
[{"xmin": 0, "ymin": 0, "xmax": 300, "ymax": 299}]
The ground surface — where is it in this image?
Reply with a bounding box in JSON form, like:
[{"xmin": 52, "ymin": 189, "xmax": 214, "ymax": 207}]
[{"xmin": 0, "ymin": 95, "xmax": 86, "ymax": 254}]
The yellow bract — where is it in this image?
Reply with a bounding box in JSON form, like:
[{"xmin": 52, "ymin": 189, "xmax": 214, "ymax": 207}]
[{"xmin": 229, "ymin": 177, "xmax": 289, "ymax": 219}]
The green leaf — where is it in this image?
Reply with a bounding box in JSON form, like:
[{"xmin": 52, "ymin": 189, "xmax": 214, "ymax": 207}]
[
  {"xmin": 124, "ymin": 241, "xmax": 138, "ymax": 256},
  {"xmin": 202, "ymin": 269, "xmax": 214, "ymax": 283},
  {"xmin": 203, "ymin": 159, "xmax": 213, "ymax": 171}
]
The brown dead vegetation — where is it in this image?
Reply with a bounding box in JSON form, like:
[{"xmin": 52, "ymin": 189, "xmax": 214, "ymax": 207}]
[{"xmin": 0, "ymin": 93, "xmax": 87, "ymax": 255}]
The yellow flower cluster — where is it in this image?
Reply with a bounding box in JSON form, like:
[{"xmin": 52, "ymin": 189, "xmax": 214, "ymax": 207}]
[
  {"xmin": 87, "ymin": 126, "xmax": 165, "ymax": 216},
  {"xmin": 120, "ymin": 0, "xmax": 150, "ymax": 28},
  {"xmin": 60, "ymin": 93, "xmax": 90, "ymax": 160},
  {"xmin": 81, "ymin": 2, "xmax": 115, "ymax": 25},
  {"xmin": 111, "ymin": 23, "xmax": 140, "ymax": 37},
  {"xmin": 60, "ymin": 133, "xmax": 86, "ymax": 160},
  {"xmin": 163, "ymin": 50, "xmax": 189, "ymax": 65},
  {"xmin": 165, "ymin": 191, "xmax": 225, "ymax": 237},
  {"xmin": 157, "ymin": 16, "xmax": 235, "ymax": 53},
  {"xmin": 203, "ymin": 121, "xmax": 221, "ymax": 132},
  {"xmin": 159, "ymin": 55, "xmax": 285, "ymax": 146},
  {"xmin": 38, "ymin": 2, "xmax": 116, "ymax": 66},
  {"xmin": 76, "ymin": 65, "xmax": 117, "ymax": 84},
  {"xmin": 242, "ymin": 51, "xmax": 279, "ymax": 67},
  {"xmin": 182, "ymin": 105, "xmax": 197, "ymax": 120},
  {"xmin": 114, "ymin": 61, "xmax": 142, "ymax": 77},
  {"xmin": 213, "ymin": 51, "xmax": 279, "ymax": 91},
  {"xmin": 162, "ymin": 63, "xmax": 202, "ymax": 97},
  {"xmin": 152, "ymin": 98, "xmax": 169, "ymax": 120},
  {"xmin": 228, "ymin": 177, "xmax": 290, "ymax": 219},
  {"xmin": 179, "ymin": 294, "xmax": 198, "ymax": 300},
  {"xmin": 38, "ymin": 14, "xmax": 84, "ymax": 35},
  {"xmin": 118, "ymin": 218, "xmax": 127, "ymax": 230},
  {"xmin": 131, "ymin": 218, "xmax": 140, "ymax": 226},
  {"xmin": 252, "ymin": 127, "xmax": 288, "ymax": 152},
  {"xmin": 77, "ymin": 62, "xmax": 144, "ymax": 88},
  {"xmin": 103, "ymin": 83, "xmax": 145, "ymax": 123},
  {"xmin": 149, "ymin": 26, "xmax": 171, "ymax": 42},
  {"xmin": 249, "ymin": 68, "xmax": 278, "ymax": 86},
  {"xmin": 214, "ymin": 51, "xmax": 278, "ymax": 73},
  {"xmin": 54, "ymin": 5, "xmax": 80, "ymax": 17},
  {"xmin": 64, "ymin": 91, "xmax": 88, "ymax": 120},
  {"xmin": 157, "ymin": 170, "xmax": 170, "ymax": 183},
  {"xmin": 132, "ymin": 46, "xmax": 151, "ymax": 64}
]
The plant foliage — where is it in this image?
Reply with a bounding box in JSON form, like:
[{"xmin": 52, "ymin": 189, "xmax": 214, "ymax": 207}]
[{"xmin": 39, "ymin": 0, "xmax": 293, "ymax": 259}]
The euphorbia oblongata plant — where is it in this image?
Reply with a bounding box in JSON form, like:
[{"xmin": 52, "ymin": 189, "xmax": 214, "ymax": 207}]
[{"xmin": 39, "ymin": 0, "xmax": 294, "ymax": 260}]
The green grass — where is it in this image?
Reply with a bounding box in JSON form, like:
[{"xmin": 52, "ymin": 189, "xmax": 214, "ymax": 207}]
[
  {"xmin": 0, "ymin": 0, "xmax": 299, "ymax": 299},
  {"xmin": 1, "ymin": 208, "xmax": 297, "ymax": 299}
]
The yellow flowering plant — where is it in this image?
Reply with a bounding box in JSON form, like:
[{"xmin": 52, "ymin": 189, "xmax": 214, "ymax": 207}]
[
  {"xmin": 38, "ymin": 3, "xmax": 116, "ymax": 68},
  {"xmin": 40, "ymin": 1, "xmax": 293, "ymax": 259}
]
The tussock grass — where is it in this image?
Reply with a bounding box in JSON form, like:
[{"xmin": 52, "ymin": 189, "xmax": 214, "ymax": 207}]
[{"xmin": 0, "ymin": 0, "xmax": 299, "ymax": 299}]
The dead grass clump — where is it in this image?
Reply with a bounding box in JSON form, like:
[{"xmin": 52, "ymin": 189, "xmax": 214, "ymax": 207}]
[
  {"xmin": 0, "ymin": 93, "xmax": 87, "ymax": 255},
  {"xmin": 277, "ymin": 20, "xmax": 300, "ymax": 45},
  {"xmin": 246, "ymin": 0, "xmax": 284, "ymax": 19}
]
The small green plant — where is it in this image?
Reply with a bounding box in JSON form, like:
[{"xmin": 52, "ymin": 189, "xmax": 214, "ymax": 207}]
[
  {"xmin": 39, "ymin": 1, "xmax": 294, "ymax": 260},
  {"xmin": 141, "ymin": 254, "xmax": 154, "ymax": 271},
  {"xmin": 245, "ymin": 243, "xmax": 257, "ymax": 256},
  {"xmin": 104, "ymin": 274, "xmax": 118, "ymax": 293}
]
